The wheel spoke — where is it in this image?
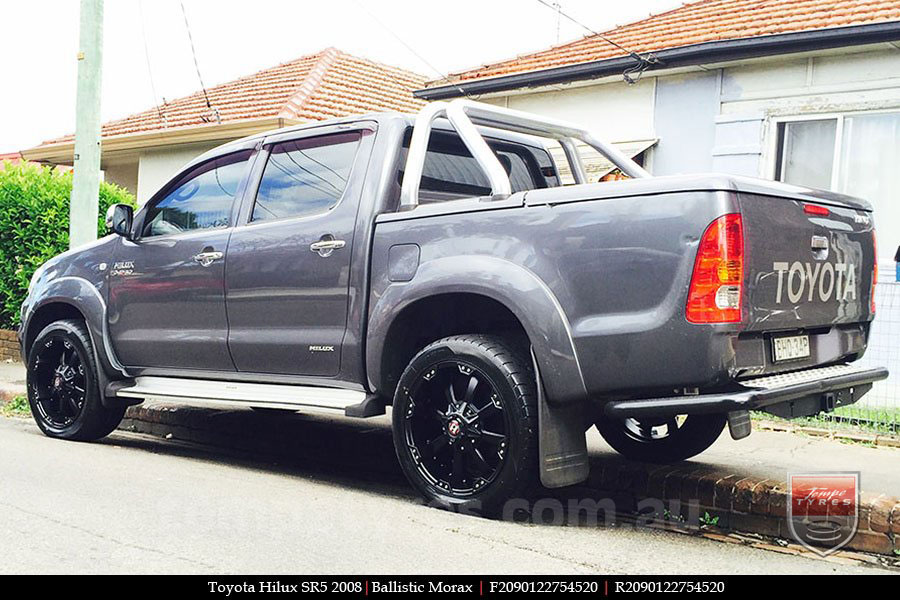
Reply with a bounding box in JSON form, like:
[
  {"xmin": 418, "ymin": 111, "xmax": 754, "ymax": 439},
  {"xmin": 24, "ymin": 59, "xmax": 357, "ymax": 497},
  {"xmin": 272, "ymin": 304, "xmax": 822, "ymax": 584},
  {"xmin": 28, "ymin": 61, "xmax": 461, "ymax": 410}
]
[
  {"xmin": 468, "ymin": 446, "xmax": 492, "ymax": 475},
  {"xmin": 444, "ymin": 383, "xmax": 458, "ymax": 411},
  {"xmin": 451, "ymin": 448, "xmax": 465, "ymax": 488},
  {"xmin": 463, "ymin": 375, "xmax": 478, "ymax": 405},
  {"xmin": 427, "ymin": 435, "xmax": 449, "ymax": 455},
  {"xmin": 480, "ymin": 430, "xmax": 506, "ymax": 445},
  {"xmin": 64, "ymin": 393, "xmax": 80, "ymax": 415},
  {"xmin": 474, "ymin": 400, "xmax": 497, "ymax": 416}
]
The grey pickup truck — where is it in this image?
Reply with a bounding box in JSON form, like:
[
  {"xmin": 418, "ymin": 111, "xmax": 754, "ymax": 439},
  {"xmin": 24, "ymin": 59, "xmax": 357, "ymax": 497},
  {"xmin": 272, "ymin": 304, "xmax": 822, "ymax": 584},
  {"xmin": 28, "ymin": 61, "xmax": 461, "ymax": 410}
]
[{"xmin": 20, "ymin": 100, "xmax": 887, "ymax": 513}]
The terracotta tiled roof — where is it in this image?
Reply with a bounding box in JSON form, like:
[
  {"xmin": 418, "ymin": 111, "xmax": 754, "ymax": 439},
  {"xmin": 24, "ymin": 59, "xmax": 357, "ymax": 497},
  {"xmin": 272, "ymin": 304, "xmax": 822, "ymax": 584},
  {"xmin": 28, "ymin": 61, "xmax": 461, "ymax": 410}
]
[
  {"xmin": 441, "ymin": 0, "xmax": 900, "ymax": 84},
  {"xmin": 42, "ymin": 48, "xmax": 426, "ymax": 145}
]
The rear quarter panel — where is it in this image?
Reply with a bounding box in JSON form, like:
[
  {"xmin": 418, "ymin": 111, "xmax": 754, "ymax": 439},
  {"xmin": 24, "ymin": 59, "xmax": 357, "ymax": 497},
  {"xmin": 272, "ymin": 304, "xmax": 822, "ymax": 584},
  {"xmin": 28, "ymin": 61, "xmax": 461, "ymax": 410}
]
[{"xmin": 369, "ymin": 187, "xmax": 740, "ymax": 400}]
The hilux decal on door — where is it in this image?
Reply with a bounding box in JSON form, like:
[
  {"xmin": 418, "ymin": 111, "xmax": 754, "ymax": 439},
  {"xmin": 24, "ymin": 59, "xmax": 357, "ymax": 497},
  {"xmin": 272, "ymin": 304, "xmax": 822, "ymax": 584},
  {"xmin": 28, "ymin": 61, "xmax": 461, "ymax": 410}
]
[{"xmin": 772, "ymin": 261, "xmax": 857, "ymax": 304}]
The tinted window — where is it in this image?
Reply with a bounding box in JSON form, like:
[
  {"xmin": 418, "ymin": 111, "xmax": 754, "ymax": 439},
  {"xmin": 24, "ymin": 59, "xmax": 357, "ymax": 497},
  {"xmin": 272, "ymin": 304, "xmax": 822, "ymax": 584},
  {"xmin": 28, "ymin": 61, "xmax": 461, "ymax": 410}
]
[
  {"xmin": 252, "ymin": 132, "xmax": 362, "ymax": 222},
  {"xmin": 404, "ymin": 133, "xmax": 541, "ymax": 203},
  {"xmin": 142, "ymin": 151, "xmax": 251, "ymax": 237}
]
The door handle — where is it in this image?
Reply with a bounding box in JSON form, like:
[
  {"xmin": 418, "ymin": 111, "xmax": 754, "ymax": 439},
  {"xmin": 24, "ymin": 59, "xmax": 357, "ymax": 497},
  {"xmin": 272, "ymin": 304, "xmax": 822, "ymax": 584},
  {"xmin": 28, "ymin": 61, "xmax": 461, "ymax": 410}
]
[
  {"xmin": 193, "ymin": 251, "xmax": 223, "ymax": 267},
  {"xmin": 310, "ymin": 237, "xmax": 346, "ymax": 257}
]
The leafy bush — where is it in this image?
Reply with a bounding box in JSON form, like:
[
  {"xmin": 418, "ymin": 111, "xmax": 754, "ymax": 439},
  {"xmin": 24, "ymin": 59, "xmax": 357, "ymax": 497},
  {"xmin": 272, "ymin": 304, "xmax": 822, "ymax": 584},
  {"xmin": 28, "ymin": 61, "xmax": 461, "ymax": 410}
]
[{"xmin": 0, "ymin": 161, "xmax": 136, "ymax": 328}]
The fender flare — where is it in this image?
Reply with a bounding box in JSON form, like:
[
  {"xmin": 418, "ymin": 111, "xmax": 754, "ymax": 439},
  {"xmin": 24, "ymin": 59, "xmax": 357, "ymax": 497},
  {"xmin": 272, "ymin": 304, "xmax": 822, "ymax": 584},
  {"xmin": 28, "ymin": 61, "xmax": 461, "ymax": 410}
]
[
  {"xmin": 24, "ymin": 277, "xmax": 129, "ymax": 400},
  {"xmin": 366, "ymin": 255, "xmax": 587, "ymax": 405}
]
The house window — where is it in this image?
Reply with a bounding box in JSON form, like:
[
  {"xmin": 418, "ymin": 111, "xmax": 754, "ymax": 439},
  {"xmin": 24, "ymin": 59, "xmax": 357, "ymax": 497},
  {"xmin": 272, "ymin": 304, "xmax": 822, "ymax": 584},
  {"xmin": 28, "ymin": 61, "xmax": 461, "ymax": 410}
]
[{"xmin": 775, "ymin": 111, "xmax": 900, "ymax": 268}]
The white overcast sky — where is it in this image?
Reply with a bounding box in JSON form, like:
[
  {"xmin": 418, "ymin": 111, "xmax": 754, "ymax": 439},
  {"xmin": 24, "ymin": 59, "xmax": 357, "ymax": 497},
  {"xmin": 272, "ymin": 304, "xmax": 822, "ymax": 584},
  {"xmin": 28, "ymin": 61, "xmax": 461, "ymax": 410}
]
[{"xmin": 0, "ymin": 0, "xmax": 683, "ymax": 153}]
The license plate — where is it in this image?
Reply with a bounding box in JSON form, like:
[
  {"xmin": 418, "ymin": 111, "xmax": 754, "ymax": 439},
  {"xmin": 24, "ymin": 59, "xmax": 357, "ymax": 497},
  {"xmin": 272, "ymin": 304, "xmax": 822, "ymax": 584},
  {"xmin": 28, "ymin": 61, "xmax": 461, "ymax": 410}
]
[{"xmin": 773, "ymin": 335, "xmax": 810, "ymax": 362}]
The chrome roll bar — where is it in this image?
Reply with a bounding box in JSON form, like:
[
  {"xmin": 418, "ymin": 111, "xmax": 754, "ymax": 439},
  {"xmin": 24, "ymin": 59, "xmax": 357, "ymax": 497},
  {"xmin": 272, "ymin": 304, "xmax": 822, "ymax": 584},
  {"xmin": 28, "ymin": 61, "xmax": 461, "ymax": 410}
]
[{"xmin": 399, "ymin": 99, "xmax": 651, "ymax": 209}]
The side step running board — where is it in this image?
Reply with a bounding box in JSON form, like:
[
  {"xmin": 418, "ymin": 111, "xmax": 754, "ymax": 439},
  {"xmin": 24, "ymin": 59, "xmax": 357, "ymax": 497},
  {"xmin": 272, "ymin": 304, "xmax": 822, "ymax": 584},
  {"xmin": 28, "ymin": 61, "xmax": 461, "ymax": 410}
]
[{"xmin": 109, "ymin": 376, "xmax": 385, "ymax": 418}]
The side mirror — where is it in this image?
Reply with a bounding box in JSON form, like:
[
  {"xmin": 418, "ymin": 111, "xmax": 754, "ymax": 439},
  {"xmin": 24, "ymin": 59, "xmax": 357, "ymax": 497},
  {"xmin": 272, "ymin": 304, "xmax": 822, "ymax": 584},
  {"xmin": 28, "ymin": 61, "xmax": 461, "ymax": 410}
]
[{"xmin": 105, "ymin": 203, "xmax": 133, "ymax": 238}]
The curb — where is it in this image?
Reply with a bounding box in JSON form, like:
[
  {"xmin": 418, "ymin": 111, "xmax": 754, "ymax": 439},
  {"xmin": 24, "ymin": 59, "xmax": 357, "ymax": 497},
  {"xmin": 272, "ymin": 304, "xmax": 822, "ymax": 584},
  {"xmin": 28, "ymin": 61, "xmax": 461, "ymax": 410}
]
[
  {"xmin": 0, "ymin": 381, "xmax": 25, "ymax": 403},
  {"xmin": 120, "ymin": 403, "xmax": 900, "ymax": 558},
  {"xmin": 0, "ymin": 330, "xmax": 20, "ymax": 363}
]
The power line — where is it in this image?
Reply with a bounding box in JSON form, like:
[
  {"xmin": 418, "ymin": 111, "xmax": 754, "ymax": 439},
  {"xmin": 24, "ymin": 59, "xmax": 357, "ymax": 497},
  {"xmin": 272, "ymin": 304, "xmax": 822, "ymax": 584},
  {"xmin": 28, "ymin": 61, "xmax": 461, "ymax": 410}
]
[
  {"xmin": 535, "ymin": 0, "xmax": 659, "ymax": 84},
  {"xmin": 138, "ymin": 0, "xmax": 166, "ymax": 126},
  {"xmin": 348, "ymin": 0, "xmax": 472, "ymax": 99},
  {"xmin": 179, "ymin": 0, "xmax": 220, "ymax": 123}
]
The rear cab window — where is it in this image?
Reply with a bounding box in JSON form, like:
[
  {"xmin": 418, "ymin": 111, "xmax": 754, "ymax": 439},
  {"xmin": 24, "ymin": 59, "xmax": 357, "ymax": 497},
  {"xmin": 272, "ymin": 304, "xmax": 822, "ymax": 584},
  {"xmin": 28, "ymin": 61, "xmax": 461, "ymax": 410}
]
[{"xmin": 395, "ymin": 129, "xmax": 559, "ymax": 207}]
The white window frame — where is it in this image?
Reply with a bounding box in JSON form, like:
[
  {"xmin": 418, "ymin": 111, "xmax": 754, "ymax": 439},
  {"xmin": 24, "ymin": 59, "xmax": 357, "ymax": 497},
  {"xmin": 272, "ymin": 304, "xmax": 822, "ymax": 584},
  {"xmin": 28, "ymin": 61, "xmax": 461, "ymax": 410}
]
[{"xmin": 767, "ymin": 108, "xmax": 900, "ymax": 192}]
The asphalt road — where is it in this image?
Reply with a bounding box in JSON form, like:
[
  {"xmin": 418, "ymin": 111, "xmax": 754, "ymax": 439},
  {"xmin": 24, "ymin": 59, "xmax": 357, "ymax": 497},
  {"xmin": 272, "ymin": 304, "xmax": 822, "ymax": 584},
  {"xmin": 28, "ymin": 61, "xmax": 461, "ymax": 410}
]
[{"xmin": 0, "ymin": 415, "xmax": 892, "ymax": 575}]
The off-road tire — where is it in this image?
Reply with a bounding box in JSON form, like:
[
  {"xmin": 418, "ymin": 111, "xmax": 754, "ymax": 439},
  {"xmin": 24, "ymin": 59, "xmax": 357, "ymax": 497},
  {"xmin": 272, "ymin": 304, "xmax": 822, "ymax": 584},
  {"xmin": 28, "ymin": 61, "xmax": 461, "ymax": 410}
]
[
  {"xmin": 26, "ymin": 319, "xmax": 125, "ymax": 441},
  {"xmin": 392, "ymin": 335, "xmax": 538, "ymax": 516}
]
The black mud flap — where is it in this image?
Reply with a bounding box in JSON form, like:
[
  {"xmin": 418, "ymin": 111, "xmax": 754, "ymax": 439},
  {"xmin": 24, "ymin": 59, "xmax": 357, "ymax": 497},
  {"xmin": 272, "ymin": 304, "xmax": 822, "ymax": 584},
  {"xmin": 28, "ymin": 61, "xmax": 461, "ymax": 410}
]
[{"xmin": 532, "ymin": 349, "xmax": 589, "ymax": 489}]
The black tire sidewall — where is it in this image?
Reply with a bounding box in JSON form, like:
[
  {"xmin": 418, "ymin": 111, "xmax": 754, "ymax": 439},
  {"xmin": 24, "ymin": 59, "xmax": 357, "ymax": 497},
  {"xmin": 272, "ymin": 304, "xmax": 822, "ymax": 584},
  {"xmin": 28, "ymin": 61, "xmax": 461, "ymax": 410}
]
[
  {"xmin": 392, "ymin": 337, "xmax": 536, "ymax": 515},
  {"xmin": 26, "ymin": 320, "xmax": 112, "ymax": 440}
]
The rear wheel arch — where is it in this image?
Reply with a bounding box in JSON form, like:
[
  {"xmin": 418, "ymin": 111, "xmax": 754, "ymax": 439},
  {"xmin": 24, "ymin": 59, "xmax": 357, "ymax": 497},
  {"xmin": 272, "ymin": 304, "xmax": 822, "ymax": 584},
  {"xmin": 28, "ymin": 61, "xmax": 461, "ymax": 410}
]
[
  {"xmin": 366, "ymin": 256, "xmax": 586, "ymax": 404},
  {"xmin": 377, "ymin": 292, "xmax": 531, "ymax": 400}
]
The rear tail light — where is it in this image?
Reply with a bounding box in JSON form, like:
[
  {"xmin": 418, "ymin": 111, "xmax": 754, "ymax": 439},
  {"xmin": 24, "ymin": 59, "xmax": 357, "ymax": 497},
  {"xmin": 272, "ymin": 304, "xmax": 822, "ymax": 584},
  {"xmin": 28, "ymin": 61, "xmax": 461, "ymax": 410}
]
[
  {"xmin": 871, "ymin": 229, "xmax": 877, "ymax": 315},
  {"xmin": 686, "ymin": 213, "xmax": 744, "ymax": 324}
]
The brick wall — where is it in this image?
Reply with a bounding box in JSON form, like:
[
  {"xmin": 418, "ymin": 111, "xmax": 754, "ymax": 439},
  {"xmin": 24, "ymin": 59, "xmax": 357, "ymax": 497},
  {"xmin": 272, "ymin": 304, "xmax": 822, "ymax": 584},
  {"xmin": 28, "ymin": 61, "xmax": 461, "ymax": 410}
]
[{"xmin": 0, "ymin": 329, "xmax": 20, "ymax": 362}]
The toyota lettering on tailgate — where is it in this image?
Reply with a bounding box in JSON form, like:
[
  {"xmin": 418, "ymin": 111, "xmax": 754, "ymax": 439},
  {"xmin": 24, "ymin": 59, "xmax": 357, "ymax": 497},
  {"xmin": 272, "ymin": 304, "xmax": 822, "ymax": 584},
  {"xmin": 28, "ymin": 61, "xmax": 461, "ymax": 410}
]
[{"xmin": 772, "ymin": 261, "xmax": 857, "ymax": 304}]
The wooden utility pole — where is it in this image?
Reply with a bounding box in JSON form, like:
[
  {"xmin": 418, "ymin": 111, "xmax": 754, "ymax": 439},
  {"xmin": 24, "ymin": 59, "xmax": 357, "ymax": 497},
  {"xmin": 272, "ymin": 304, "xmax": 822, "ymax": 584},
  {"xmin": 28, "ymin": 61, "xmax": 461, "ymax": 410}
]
[{"xmin": 69, "ymin": 0, "xmax": 104, "ymax": 249}]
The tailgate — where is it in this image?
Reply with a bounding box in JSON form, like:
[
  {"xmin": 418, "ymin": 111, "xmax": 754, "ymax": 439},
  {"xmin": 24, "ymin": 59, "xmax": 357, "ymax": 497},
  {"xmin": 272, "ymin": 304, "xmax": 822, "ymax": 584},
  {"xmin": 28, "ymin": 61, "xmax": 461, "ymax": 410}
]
[{"xmin": 740, "ymin": 193, "xmax": 876, "ymax": 332}]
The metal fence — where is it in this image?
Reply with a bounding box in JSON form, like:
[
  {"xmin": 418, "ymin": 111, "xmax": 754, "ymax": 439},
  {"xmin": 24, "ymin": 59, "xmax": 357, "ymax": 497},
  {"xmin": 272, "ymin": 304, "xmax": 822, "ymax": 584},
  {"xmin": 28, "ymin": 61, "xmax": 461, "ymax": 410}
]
[{"xmin": 758, "ymin": 279, "xmax": 900, "ymax": 435}]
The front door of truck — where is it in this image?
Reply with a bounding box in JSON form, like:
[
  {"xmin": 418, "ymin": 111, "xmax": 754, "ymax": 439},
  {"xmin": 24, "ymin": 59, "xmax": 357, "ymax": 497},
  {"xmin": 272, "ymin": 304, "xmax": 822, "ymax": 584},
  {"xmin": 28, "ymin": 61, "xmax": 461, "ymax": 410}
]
[
  {"xmin": 224, "ymin": 128, "xmax": 372, "ymax": 377},
  {"xmin": 107, "ymin": 150, "xmax": 253, "ymax": 371}
]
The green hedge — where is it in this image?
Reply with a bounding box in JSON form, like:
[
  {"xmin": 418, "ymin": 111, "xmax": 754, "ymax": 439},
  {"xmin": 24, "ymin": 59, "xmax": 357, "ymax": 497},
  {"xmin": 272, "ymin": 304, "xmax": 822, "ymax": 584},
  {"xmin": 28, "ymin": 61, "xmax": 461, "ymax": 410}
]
[{"xmin": 0, "ymin": 161, "xmax": 136, "ymax": 329}]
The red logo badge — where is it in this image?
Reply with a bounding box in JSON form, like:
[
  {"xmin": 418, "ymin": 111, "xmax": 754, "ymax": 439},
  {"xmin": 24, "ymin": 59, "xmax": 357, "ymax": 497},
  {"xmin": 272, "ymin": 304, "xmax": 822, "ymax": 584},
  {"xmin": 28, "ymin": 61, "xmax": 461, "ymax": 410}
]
[{"xmin": 787, "ymin": 472, "xmax": 859, "ymax": 556}]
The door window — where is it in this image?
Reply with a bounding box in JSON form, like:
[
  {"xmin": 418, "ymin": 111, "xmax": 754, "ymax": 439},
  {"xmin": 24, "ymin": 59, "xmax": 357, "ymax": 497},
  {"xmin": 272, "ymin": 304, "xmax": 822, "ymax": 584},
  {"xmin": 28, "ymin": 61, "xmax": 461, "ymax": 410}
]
[
  {"xmin": 142, "ymin": 151, "xmax": 252, "ymax": 237},
  {"xmin": 251, "ymin": 132, "xmax": 362, "ymax": 222}
]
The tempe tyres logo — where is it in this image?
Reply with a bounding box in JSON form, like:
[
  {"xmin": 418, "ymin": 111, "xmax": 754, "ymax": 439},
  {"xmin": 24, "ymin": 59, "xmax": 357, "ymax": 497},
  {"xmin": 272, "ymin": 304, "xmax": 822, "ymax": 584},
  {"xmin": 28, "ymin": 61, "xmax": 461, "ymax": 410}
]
[{"xmin": 788, "ymin": 472, "xmax": 859, "ymax": 556}]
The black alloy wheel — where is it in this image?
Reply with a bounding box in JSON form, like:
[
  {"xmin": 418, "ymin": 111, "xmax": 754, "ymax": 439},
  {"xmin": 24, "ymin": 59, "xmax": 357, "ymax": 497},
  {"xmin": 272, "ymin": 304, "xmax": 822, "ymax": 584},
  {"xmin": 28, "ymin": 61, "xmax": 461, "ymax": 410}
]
[
  {"xmin": 393, "ymin": 335, "xmax": 537, "ymax": 515},
  {"xmin": 403, "ymin": 359, "xmax": 509, "ymax": 496},
  {"xmin": 30, "ymin": 336, "xmax": 87, "ymax": 429},
  {"xmin": 27, "ymin": 319, "xmax": 126, "ymax": 441}
]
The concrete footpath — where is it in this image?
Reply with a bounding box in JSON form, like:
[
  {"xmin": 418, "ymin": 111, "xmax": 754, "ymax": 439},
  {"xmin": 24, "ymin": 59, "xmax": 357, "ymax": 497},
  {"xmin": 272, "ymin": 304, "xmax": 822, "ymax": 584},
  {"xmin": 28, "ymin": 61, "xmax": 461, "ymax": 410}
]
[{"xmin": 2, "ymin": 361, "xmax": 898, "ymax": 558}]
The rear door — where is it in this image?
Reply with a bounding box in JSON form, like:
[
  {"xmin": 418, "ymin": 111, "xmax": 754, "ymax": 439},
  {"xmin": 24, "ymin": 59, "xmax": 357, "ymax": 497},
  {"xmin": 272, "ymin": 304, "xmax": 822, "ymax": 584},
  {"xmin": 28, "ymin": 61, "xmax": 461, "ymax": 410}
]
[
  {"xmin": 108, "ymin": 150, "xmax": 253, "ymax": 370},
  {"xmin": 741, "ymin": 193, "xmax": 876, "ymax": 332},
  {"xmin": 224, "ymin": 126, "xmax": 373, "ymax": 376}
]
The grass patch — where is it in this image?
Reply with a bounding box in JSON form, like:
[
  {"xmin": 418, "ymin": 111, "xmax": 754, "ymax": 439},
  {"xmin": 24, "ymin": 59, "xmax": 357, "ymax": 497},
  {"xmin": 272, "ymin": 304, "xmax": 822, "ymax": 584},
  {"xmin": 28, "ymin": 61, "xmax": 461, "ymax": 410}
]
[
  {"xmin": 1, "ymin": 395, "xmax": 30, "ymax": 417},
  {"xmin": 753, "ymin": 404, "xmax": 900, "ymax": 436}
]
